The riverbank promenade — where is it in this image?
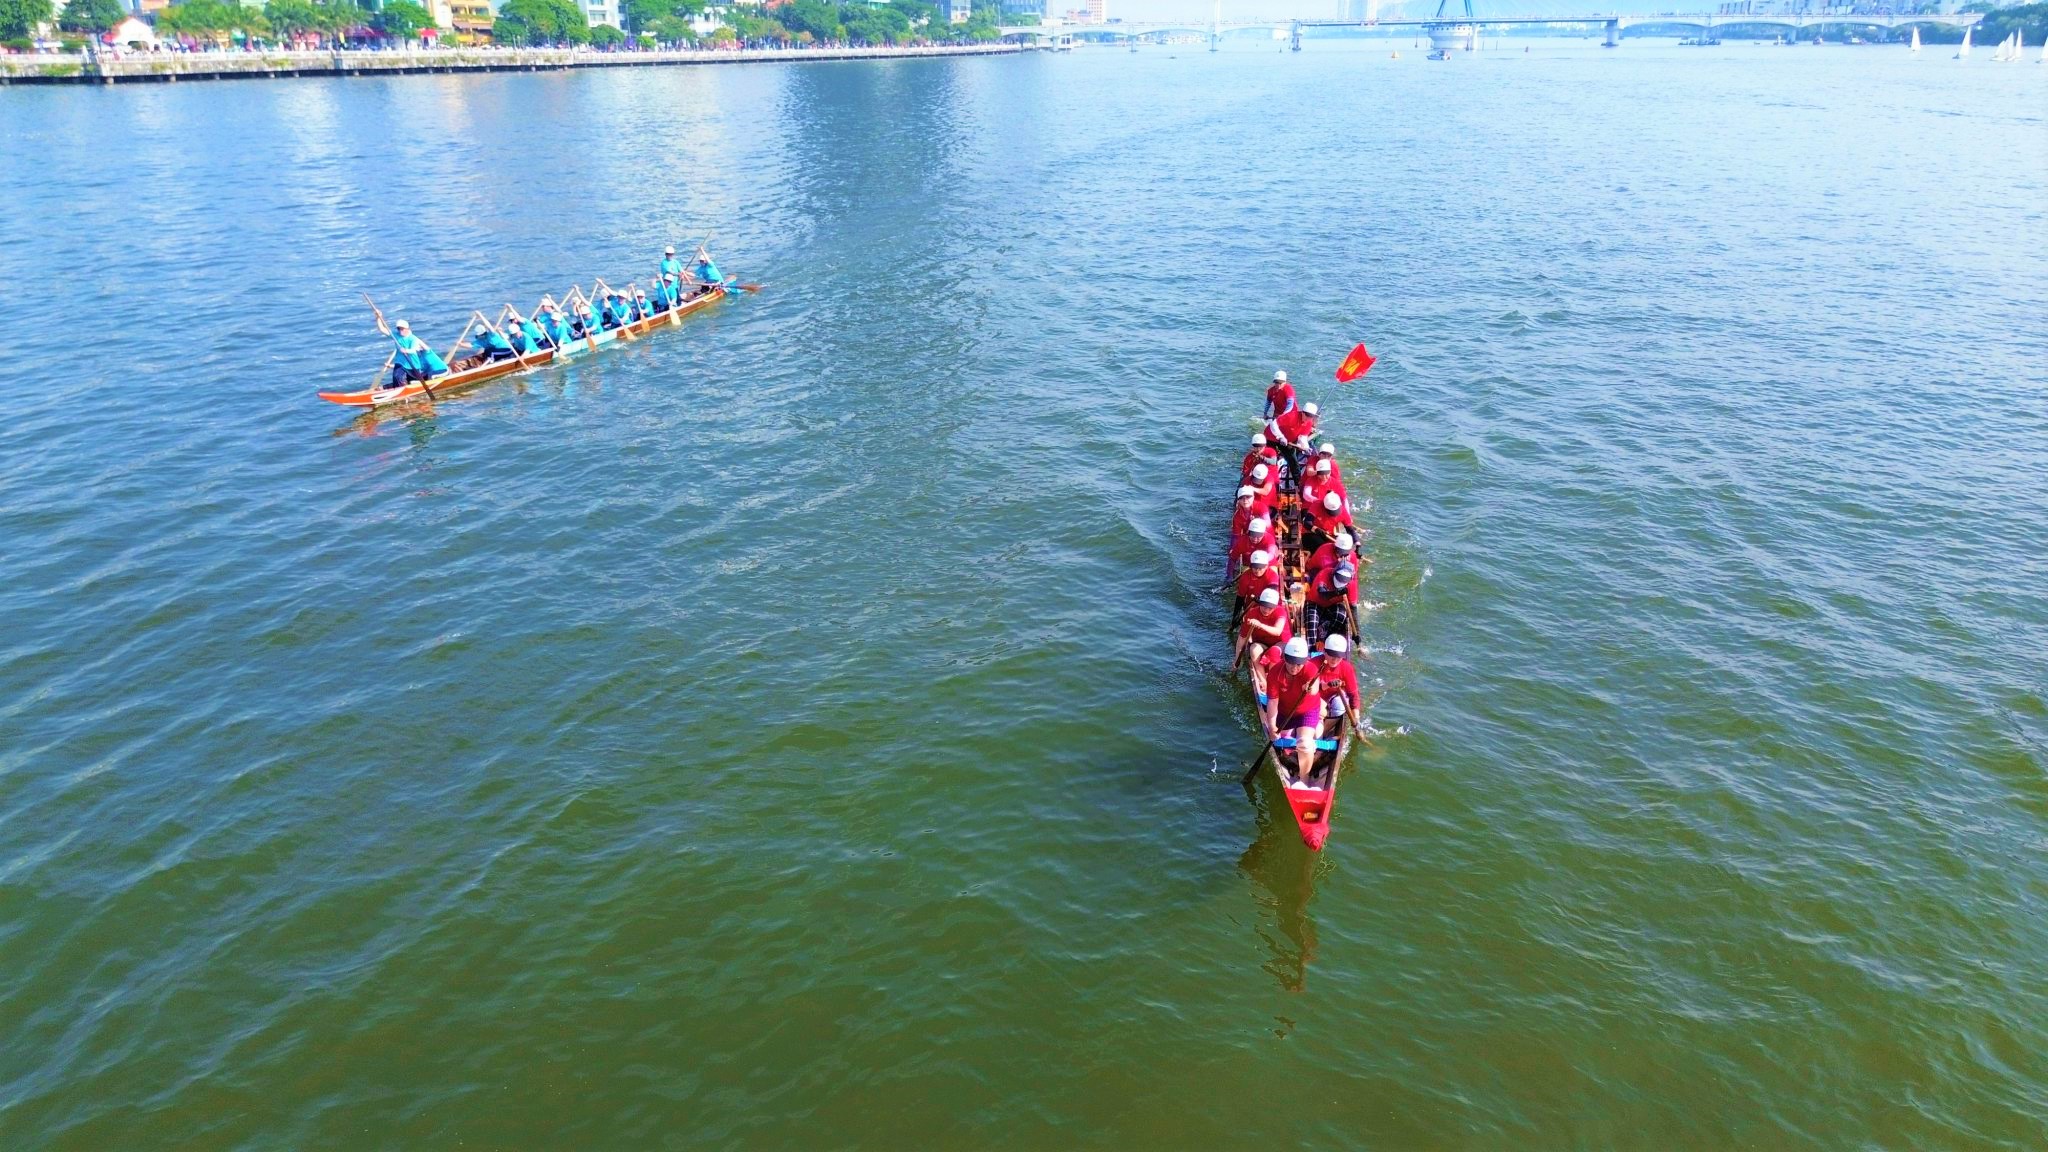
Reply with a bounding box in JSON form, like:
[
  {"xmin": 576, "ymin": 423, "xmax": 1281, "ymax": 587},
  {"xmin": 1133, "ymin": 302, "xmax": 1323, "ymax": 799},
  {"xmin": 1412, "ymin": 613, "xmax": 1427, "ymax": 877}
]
[{"xmin": 0, "ymin": 41, "xmax": 1032, "ymax": 86}]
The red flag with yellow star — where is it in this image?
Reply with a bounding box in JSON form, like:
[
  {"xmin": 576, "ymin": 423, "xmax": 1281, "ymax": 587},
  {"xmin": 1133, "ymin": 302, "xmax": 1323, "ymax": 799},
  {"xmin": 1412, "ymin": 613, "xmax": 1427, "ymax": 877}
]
[{"xmin": 1335, "ymin": 342, "xmax": 1376, "ymax": 383}]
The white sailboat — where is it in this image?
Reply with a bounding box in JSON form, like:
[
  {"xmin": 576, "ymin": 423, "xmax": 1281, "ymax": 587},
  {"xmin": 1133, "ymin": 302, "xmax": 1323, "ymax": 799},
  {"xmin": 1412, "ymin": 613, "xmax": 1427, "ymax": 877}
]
[
  {"xmin": 2016, "ymin": 31, "xmax": 2027, "ymax": 63},
  {"xmin": 1909, "ymin": 27, "xmax": 1919, "ymax": 53},
  {"xmin": 1955, "ymin": 26, "xmax": 1970, "ymax": 58}
]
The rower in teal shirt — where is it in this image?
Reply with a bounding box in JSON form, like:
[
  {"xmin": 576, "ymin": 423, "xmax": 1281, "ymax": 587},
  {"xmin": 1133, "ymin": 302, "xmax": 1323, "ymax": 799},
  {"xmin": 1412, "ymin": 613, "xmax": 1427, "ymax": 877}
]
[
  {"xmin": 377, "ymin": 316, "xmax": 447, "ymax": 388},
  {"xmin": 692, "ymin": 247, "xmax": 723, "ymax": 288},
  {"xmin": 476, "ymin": 327, "xmax": 516, "ymax": 360},
  {"xmin": 659, "ymin": 245, "xmax": 686, "ymax": 286}
]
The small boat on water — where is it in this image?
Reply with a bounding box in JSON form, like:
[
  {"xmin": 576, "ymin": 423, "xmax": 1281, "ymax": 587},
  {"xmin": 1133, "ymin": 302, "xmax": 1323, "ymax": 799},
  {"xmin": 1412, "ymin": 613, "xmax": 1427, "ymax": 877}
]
[
  {"xmin": 1910, "ymin": 27, "xmax": 1920, "ymax": 53},
  {"xmin": 1955, "ymin": 27, "xmax": 1971, "ymax": 58},
  {"xmin": 320, "ymin": 253, "xmax": 746, "ymax": 408}
]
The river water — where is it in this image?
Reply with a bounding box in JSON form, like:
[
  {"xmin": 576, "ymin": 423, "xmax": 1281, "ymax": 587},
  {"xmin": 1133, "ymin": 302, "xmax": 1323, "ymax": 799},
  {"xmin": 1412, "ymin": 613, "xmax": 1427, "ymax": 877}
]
[{"xmin": 2, "ymin": 41, "xmax": 2044, "ymax": 1149}]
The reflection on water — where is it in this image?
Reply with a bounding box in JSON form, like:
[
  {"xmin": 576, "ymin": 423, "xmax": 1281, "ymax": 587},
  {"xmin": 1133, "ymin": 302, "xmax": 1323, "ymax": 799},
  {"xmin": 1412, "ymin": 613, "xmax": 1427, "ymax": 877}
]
[{"xmin": 1238, "ymin": 772, "xmax": 1322, "ymax": 994}]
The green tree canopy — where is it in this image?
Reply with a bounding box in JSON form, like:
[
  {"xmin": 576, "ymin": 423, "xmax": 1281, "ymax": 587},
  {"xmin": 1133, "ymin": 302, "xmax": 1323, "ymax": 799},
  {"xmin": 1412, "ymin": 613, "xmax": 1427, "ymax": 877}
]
[
  {"xmin": 496, "ymin": 0, "xmax": 590, "ymax": 43},
  {"xmin": 263, "ymin": 0, "xmax": 322, "ymax": 37},
  {"xmin": 155, "ymin": 0, "xmax": 270, "ymax": 37},
  {"xmin": 0, "ymin": 0, "xmax": 54, "ymax": 38},
  {"xmin": 372, "ymin": 0, "xmax": 431, "ymax": 37},
  {"xmin": 647, "ymin": 12, "xmax": 692, "ymax": 41},
  {"xmin": 589, "ymin": 21, "xmax": 623, "ymax": 44},
  {"xmin": 726, "ymin": 8, "xmax": 789, "ymax": 41},
  {"xmin": 779, "ymin": 0, "xmax": 840, "ymax": 41},
  {"xmin": 839, "ymin": 2, "xmax": 911, "ymax": 44},
  {"xmin": 58, "ymin": 0, "xmax": 122, "ymax": 33}
]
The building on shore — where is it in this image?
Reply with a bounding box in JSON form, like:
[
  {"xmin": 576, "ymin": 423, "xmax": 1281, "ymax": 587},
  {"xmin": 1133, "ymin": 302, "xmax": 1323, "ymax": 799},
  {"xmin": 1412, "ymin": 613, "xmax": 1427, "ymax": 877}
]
[
  {"xmin": 577, "ymin": 0, "xmax": 623, "ymax": 30},
  {"xmin": 940, "ymin": 0, "xmax": 972, "ymax": 23}
]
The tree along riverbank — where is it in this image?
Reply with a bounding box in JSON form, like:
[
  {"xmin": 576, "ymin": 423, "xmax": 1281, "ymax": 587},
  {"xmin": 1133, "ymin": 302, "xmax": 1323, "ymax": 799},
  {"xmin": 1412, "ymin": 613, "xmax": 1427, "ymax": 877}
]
[{"xmin": 0, "ymin": 40, "xmax": 1032, "ymax": 84}]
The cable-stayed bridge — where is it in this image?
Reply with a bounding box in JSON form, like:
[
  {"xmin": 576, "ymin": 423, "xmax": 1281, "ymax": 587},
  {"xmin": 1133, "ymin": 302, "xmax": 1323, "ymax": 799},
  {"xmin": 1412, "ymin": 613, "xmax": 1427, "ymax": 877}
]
[{"xmin": 998, "ymin": 2, "xmax": 1983, "ymax": 52}]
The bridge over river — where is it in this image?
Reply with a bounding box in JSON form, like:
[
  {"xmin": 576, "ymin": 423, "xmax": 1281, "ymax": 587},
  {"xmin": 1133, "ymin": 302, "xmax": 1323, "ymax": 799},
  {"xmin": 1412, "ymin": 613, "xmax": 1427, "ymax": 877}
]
[{"xmin": 1000, "ymin": 5, "xmax": 1982, "ymax": 52}]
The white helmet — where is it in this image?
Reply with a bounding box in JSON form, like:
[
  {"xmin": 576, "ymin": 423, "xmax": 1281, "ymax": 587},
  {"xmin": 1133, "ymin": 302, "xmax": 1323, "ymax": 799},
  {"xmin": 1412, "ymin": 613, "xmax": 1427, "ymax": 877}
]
[
  {"xmin": 1334, "ymin": 532, "xmax": 1355, "ymax": 552},
  {"xmin": 1303, "ymin": 402, "xmax": 1319, "ymax": 416},
  {"xmin": 1258, "ymin": 587, "xmax": 1281, "ymax": 606},
  {"xmin": 1323, "ymin": 633, "xmax": 1350, "ymax": 655},
  {"xmin": 1247, "ymin": 517, "xmax": 1270, "ymax": 535},
  {"xmin": 1236, "ymin": 485, "xmax": 1256, "ymax": 500},
  {"xmin": 1249, "ymin": 549, "xmax": 1271, "ymax": 567},
  {"xmin": 1282, "ymin": 637, "xmax": 1310, "ymax": 660},
  {"xmin": 1250, "ymin": 463, "xmax": 1269, "ymax": 481},
  {"xmin": 1317, "ymin": 442, "xmax": 1336, "ymax": 456},
  {"xmin": 1272, "ymin": 370, "xmax": 1288, "ymax": 383},
  {"xmin": 1322, "ymin": 492, "xmax": 1342, "ymax": 512},
  {"xmin": 1251, "ymin": 433, "xmax": 1266, "ymax": 447},
  {"xmin": 1314, "ymin": 458, "xmax": 1332, "ymax": 473}
]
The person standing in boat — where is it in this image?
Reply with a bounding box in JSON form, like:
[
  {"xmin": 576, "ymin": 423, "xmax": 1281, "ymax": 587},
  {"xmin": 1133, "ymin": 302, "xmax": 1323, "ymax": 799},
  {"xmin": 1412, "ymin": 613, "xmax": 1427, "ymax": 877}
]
[
  {"xmin": 1271, "ymin": 401, "xmax": 1320, "ymax": 479},
  {"xmin": 1260, "ymin": 636, "xmax": 1323, "ymax": 787},
  {"xmin": 660, "ymin": 245, "xmax": 687, "ymax": 288},
  {"xmin": 1265, "ymin": 370, "xmax": 1296, "ymax": 420},
  {"xmin": 376, "ymin": 317, "xmax": 446, "ymax": 390}
]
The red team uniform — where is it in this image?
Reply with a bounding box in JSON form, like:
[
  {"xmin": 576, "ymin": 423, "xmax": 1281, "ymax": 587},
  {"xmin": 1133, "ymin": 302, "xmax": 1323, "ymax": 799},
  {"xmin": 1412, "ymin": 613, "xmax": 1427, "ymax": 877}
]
[
  {"xmin": 1235, "ymin": 562, "xmax": 1283, "ymax": 603},
  {"xmin": 1265, "ymin": 378, "xmax": 1296, "ymax": 418},
  {"xmin": 1317, "ymin": 652, "xmax": 1361, "ymax": 717},
  {"xmin": 1239, "ymin": 599, "xmax": 1293, "ymax": 650}
]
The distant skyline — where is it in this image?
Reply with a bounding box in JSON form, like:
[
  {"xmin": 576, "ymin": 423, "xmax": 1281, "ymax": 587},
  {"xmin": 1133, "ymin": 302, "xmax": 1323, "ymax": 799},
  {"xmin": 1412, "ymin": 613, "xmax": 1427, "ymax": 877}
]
[{"xmin": 1059, "ymin": 0, "xmax": 1644, "ymax": 21}]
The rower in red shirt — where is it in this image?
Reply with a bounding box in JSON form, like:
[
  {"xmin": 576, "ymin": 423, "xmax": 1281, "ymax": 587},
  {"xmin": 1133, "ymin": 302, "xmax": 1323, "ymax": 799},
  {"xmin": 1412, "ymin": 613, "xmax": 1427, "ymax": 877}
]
[
  {"xmin": 1229, "ymin": 516, "xmax": 1277, "ymax": 574},
  {"xmin": 1274, "ymin": 402, "xmax": 1319, "ymax": 452},
  {"xmin": 1238, "ymin": 585, "xmax": 1293, "ymax": 688},
  {"xmin": 1304, "ymin": 562, "xmax": 1359, "ymax": 641},
  {"xmin": 1301, "ymin": 454, "xmax": 1346, "ymax": 510},
  {"xmin": 1241, "ymin": 433, "xmax": 1279, "ymax": 481},
  {"xmin": 1303, "ymin": 488, "xmax": 1354, "ymax": 553},
  {"xmin": 1264, "ymin": 370, "xmax": 1296, "ymax": 420},
  {"xmin": 1316, "ymin": 632, "xmax": 1367, "ymax": 731},
  {"xmin": 1261, "ymin": 636, "xmax": 1323, "ymax": 787},
  {"xmin": 1313, "ymin": 441, "xmax": 1344, "ymax": 489},
  {"xmin": 1307, "ymin": 530, "xmax": 1360, "ymax": 580},
  {"xmin": 1230, "ymin": 484, "xmax": 1271, "ymax": 539},
  {"xmin": 1244, "ymin": 461, "xmax": 1278, "ymax": 507},
  {"xmin": 1234, "ymin": 548, "xmax": 1282, "ymax": 604}
]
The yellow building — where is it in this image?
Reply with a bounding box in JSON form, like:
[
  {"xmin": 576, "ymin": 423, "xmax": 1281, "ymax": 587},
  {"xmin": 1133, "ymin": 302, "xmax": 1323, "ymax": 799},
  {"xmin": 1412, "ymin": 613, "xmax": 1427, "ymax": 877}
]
[{"xmin": 447, "ymin": 0, "xmax": 494, "ymax": 41}]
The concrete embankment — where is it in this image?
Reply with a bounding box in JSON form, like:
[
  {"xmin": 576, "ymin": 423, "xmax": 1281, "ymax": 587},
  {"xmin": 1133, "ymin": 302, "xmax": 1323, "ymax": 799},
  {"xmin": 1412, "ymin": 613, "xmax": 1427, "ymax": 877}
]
[{"xmin": 0, "ymin": 43, "xmax": 1034, "ymax": 86}]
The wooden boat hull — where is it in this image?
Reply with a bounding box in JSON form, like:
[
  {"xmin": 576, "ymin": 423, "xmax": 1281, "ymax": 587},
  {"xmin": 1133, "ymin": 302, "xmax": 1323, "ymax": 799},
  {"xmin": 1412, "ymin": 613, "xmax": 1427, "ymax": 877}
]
[{"xmin": 318, "ymin": 285, "xmax": 726, "ymax": 407}]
